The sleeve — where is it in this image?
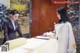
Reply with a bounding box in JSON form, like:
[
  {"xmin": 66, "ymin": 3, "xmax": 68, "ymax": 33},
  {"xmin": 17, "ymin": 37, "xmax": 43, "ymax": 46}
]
[
  {"xmin": 4, "ymin": 22, "xmax": 9, "ymax": 41},
  {"xmin": 54, "ymin": 24, "xmax": 59, "ymax": 39},
  {"xmin": 68, "ymin": 23, "xmax": 76, "ymax": 53},
  {"xmin": 16, "ymin": 22, "xmax": 23, "ymax": 37}
]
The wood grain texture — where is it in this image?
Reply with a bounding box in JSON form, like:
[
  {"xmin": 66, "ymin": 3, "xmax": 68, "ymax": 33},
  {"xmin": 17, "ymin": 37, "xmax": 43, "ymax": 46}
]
[{"xmin": 31, "ymin": 0, "xmax": 66, "ymax": 37}]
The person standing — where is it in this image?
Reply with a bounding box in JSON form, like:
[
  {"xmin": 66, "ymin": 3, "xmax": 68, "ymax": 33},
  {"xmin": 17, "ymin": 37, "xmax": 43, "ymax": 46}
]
[
  {"xmin": 55, "ymin": 7, "xmax": 76, "ymax": 53},
  {"xmin": 3, "ymin": 10, "xmax": 23, "ymax": 43}
]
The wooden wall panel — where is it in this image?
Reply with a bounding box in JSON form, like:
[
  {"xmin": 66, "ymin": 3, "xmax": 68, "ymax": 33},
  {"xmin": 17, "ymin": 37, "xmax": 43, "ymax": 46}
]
[
  {"xmin": 38, "ymin": 0, "xmax": 52, "ymax": 34},
  {"xmin": 31, "ymin": 0, "xmax": 41, "ymax": 36},
  {"xmin": 31, "ymin": 0, "xmax": 66, "ymax": 37}
]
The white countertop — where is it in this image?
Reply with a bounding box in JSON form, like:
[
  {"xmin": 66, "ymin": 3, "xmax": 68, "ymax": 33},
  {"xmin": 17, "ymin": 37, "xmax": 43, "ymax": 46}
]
[{"xmin": 0, "ymin": 38, "xmax": 58, "ymax": 53}]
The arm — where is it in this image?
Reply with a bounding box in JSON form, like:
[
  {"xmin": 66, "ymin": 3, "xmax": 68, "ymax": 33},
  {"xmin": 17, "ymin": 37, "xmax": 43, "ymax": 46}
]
[
  {"xmin": 16, "ymin": 22, "xmax": 23, "ymax": 37},
  {"xmin": 4, "ymin": 22, "xmax": 9, "ymax": 41},
  {"xmin": 68, "ymin": 22, "xmax": 76, "ymax": 53}
]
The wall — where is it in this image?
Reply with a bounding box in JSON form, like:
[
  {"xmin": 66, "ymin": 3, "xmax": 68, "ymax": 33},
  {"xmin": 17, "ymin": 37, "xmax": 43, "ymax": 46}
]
[
  {"xmin": 31, "ymin": 0, "xmax": 66, "ymax": 37},
  {"xmin": 0, "ymin": 0, "xmax": 10, "ymax": 38},
  {"xmin": 0, "ymin": 0, "xmax": 10, "ymax": 8},
  {"xmin": 31, "ymin": 0, "xmax": 52, "ymax": 37}
]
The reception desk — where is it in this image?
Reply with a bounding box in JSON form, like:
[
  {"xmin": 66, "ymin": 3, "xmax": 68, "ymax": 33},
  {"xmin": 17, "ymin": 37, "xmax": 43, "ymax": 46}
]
[{"xmin": 0, "ymin": 38, "xmax": 58, "ymax": 53}]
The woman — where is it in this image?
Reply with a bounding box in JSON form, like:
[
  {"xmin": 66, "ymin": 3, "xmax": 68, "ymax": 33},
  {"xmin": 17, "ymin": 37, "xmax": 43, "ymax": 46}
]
[
  {"xmin": 55, "ymin": 7, "xmax": 76, "ymax": 53},
  {"xmin": 3, "ymin": 10, "xmax": 23, "ymax": 43}
]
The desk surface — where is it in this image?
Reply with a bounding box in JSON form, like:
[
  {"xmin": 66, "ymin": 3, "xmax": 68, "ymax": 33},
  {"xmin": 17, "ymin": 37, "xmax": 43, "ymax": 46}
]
[{"xmin": 0, "ymin": 38, "xmax": 58, "ymax": 53}]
